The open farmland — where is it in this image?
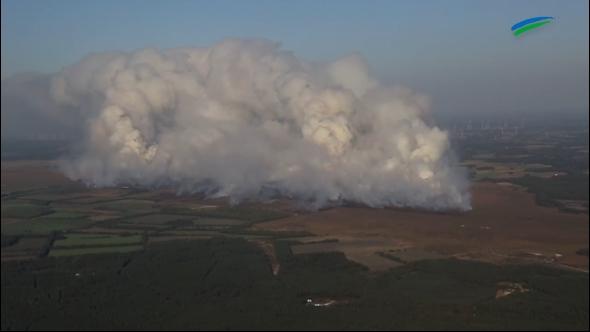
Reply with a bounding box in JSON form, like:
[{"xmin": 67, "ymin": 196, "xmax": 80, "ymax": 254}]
[
  {"xmin": 49, "ymin": 245, "xmax": 143, "ymax": 257},
  {"xmin": 122, "ymin": 214, "xmax": 190, "ymax": 225},
  {"xmin": 257, "ymin": 182, "xmax": 589, "ymax": 271},
  {"xmin": 1, "ymin": 158, "xmax": 588, "ymax": 271},
  {"xmin": 1, "ymin": 160, "xmax": 298, "ymax": 261},
  {"xmin": 53, "ymin": 234, "xmax": 143, "ymax": 248},
  {"xmin": 1, "ymin": 121, "xmax": 589, "ymax": 332},
  {"xmin": 1, "ymin": 202, "xmax": 52, "ymax": 219},
  {"xmin": 1, "ymin": 216, "xmax": 95, "ymax": 235}
]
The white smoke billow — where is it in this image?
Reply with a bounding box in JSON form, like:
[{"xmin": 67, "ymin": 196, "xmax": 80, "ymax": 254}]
[{"xmin": 50, "ymin": 39, "xmax": 470, "ymax": 210}]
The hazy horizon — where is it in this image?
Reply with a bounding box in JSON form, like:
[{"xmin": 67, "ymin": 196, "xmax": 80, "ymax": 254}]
[{"xmin": 2, "ymin": 0, "xmax": 588, "ymax": 118}]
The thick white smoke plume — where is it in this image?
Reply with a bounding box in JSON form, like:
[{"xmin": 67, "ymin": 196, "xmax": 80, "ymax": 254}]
[{"xmin": 51, "ymin": 39, "xmax": 470, "ymax": 210}]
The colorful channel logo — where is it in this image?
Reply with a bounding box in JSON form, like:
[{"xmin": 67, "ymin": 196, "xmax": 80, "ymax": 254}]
[{"xmin": 511, "ymin": 16, "xmax": 554, "ymax": 37}]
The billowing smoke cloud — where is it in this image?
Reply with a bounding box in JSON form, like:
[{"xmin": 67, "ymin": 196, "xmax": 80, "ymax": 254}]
[{"xmin": 49, "ymin": 39, "xmax": 470, "ymax": 210}]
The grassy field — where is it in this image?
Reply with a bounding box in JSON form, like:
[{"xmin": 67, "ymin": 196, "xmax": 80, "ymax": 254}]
[
  {"xmin": 42, "ymin": 211, "xmax": 89, "ymax": 219},
  {"xmin": 95, "ymin": 199, "xmax": 156, "ymax": 213},
  {"xmin": 1, "ymin": 202, "xmax": 52, "ymax": 219},
  {"xmin": 53, "ymin": 234, "xmax": 143, "ymax": 248},
  {"xmin": 192, "ymin": 217, "xmax": 249, "ymax": 226},
  {"xmin": 1, "ymin": 218, "xmax": 95, "ymax": 235},
  {"xmin": 49, "ymin": 245, "xmax": 143, "ymax": 257},
  {"xmin": 123, "ymin": 214, "xmax": 189, "ymax": 225},
  {"xmin": 380, "ymin": 248, "xmax": 445, "ymax": 263}
]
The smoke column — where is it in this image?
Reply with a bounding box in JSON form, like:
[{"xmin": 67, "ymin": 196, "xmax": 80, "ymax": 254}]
[{"xmin": 50, "ymin": 39, "xmax": 470, "ymax": 210}]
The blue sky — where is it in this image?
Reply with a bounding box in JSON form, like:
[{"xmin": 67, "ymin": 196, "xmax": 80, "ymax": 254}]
[{"xmin": 1, "ymin": 0, "xmax": 588, "ymax": 114}]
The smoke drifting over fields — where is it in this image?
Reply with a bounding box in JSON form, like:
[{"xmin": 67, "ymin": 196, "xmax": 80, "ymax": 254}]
[{"xmin": 29, "ymin": 39, "xmax": 470, "ymax": 210}]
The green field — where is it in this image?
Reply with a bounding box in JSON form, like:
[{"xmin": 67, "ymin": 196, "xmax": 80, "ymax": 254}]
[
  {"xmin": 23, "ymin": 193, "xmax": 92, "ymax": 202},
  {"xmin": 123, "ymin": 214, "xmax": 189, "ymax": 225},
  {"xmin": 42, "ymin": 210, "xmax": 88, "ymax": 219},
  {"xmin": 192, "ymin": 217, "xmax": 249, "ymax": 226},
  {"xmin": 1, "ymin": 218, "xmax": 95, "ymax": 235},
  {"xmin": 107, "ymin": 222, "xmax": 171, "ymax": 230},
  {"xmin": 53, "ymin": 234, "xmax": 143, "ymax": 248},
  {"xmin": 1, "ymin": 202, "xmax": 52, "ymax": 219},
  {"xmin": 49, "ymin": 245, "xmax": 143, "ymax": 257},
  {"xmin": 95, "ymin": 199, "xmax": 155, "ymax": 213}
]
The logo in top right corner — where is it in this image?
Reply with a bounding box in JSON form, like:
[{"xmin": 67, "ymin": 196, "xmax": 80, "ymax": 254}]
[{"xmin": 511, "ymin": 16, "xmax": 554, "ymax": 37}]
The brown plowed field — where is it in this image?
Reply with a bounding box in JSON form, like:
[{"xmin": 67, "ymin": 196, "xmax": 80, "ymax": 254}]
[{"xmin": 255, "ymin": 183, "xmax": 589, "ymax": 270}]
